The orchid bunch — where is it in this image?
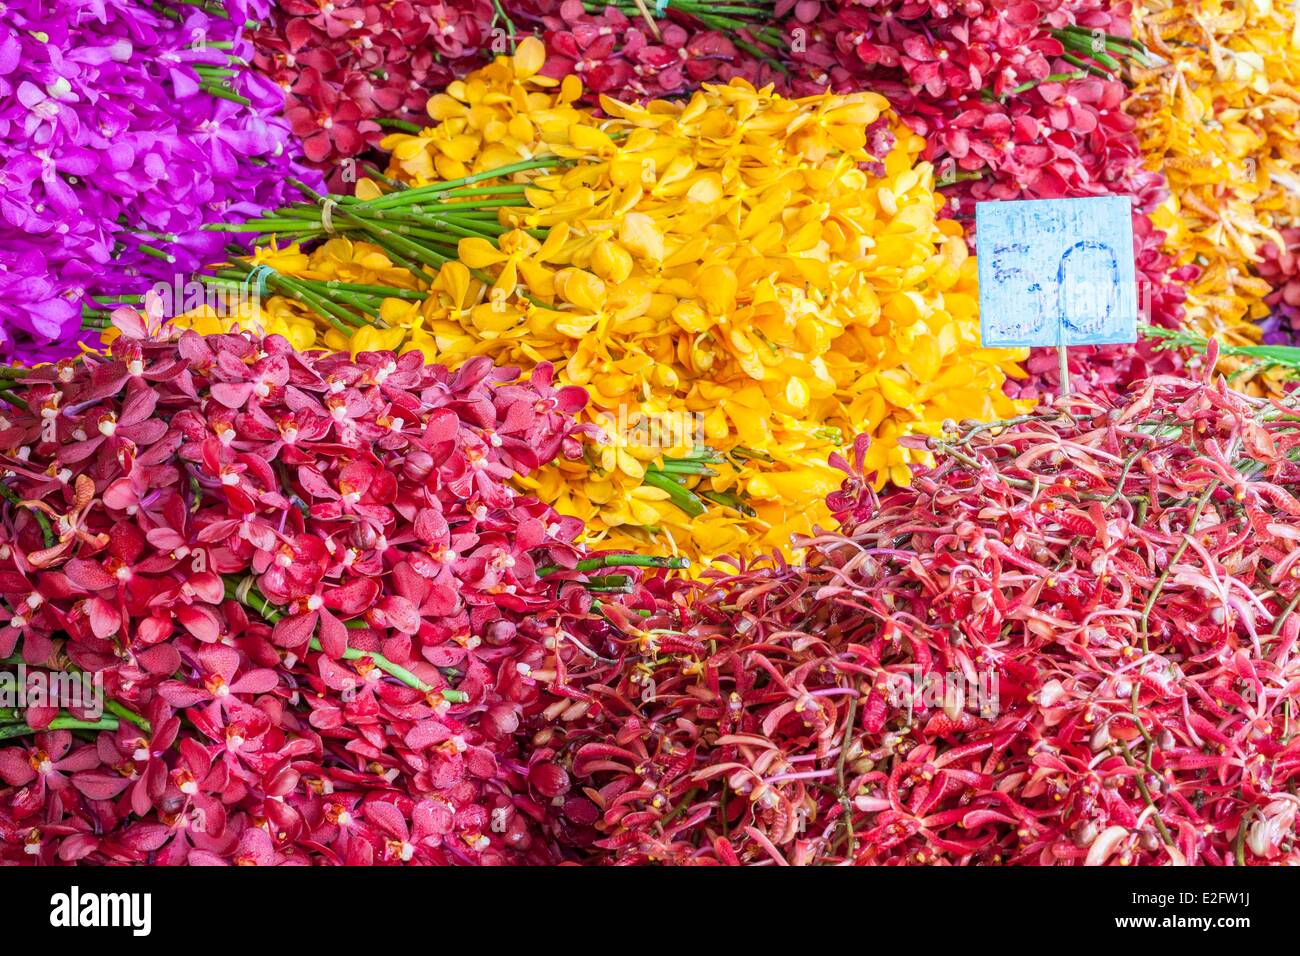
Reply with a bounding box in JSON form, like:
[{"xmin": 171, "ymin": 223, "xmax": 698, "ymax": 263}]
[
  {"xmin": 548, "ymin": 358, "xmax": 1300, "ymax": 866},
  {"xmin": 0, "ymin": 0, "xmax": 311, "ymax": 364},
  {"xmin": 0, "ymin": 298, "xmax": 684, "ymax": 865},
  {"xmin": 1129, "ymin": 0, "xmax": 1300, "ymax": 388},
  {"xmin": 202, "ymin": 41, "xmax": 1030, "ymax": 565}
]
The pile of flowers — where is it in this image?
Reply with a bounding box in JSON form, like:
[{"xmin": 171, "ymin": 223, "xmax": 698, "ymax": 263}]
[
  {"xmin": 247, "ymin": 0, "xmax": 499, "ymax": 182},
  {"xmin": 0, "ymin": 0, "xmax": 310, "ymax": 364},
  {"xmin": 768, "ymin": 0, "xmax": 1191, "ymax": 398},
  {"xmin": 197, "ymin": 41, "xmax": 1030, "ymax": 564},
  {"xmin": 1128, "ymin": 0, "xmax": 1300, "ymax": 379},
  {"xmin": 0, "ymin": 298, "xmax": 683, "ymax": 865},
  {"xmin": 12, "ymin": 0, "xmax": 1300, "ymax": 871},
  {"xmin": 543, "ymin": 355, "xmax": 1300, "ymax": 865}
]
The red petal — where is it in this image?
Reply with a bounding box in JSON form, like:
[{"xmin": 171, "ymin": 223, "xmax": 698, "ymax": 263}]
[
  {"xmin": 64, "ymin": 558, "xmax": 116, "ymax": 592},
  {"xmin": 72, "ymin": 770, "xmax": 133, "ymax": 800},
  {"xmin": 177, "ymin": 604, "xmax": 221, "ymax": 643},
  {"xmin": 273, "ymin": 611, "xmax": 318, "ymax": 649},
  {"xmin": 324, "ymin": 577, "xmax": 380, "ymax": 616},
  {"xmin": 317, "ymin": 606, "xmax": 348, "ymax": 658}
]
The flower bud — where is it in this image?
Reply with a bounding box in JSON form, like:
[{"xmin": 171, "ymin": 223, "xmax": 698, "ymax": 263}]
[
  {"xmin": 401, "ymin": 450, "xmax": 435, "ymax": 482},
  {"xmin": 484, "ymin": 619, "xmax": 516, "ymax": 647},
  {"xmin": 528, "ymin": 761, "xmax": 571, "ymax": 798}
]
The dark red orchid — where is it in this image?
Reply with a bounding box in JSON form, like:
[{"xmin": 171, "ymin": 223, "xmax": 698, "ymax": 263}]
[
  {"xmin": 515, "ymin": 0, "xmax": 784, "ymax": 101},
  {"xmin": 0, "ymin": 308, "xmax": 677, "ymax": 866},
  {"xmin": 0, "ymin": 730, "xmax": 104, "ymax": 805},
  {"xmin": 252, "ymin": 1, "xmax": 493, "ymax": 178}
]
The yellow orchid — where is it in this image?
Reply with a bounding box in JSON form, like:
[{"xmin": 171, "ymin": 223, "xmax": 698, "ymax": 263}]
[
  {"xmin": 1131, "ymin": 0, "xmax": 1300, "ymax": 390},
  {"xmin": 202, "ymin": 49, "xmax": 1028, "ymax": 564},
  {"xmin": 381, "ymin": 37, "xmax": 591, "ymax": 186},
  {"xmin": 298, "ymin": 238, "xmax": 422, "ymax": 290},
  {"xmin": 389, "ymin": 63, "xmax": 1024, "ymax": 561}
]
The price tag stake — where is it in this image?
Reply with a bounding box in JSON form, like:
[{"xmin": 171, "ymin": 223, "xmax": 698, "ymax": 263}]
[{"xmin": 975, "ymin": 196, "xmax": 1139, "ymax": 399}]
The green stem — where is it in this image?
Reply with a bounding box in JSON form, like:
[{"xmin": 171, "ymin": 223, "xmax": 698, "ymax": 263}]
[
  {"xmin": 1139, "ymin": 482, "xmax": 1217, "ymax": 653},
  {"xmin": 375, "ymin": 118, "xmax": 422, "ymax": 133},
  {"xmin": 1117, "ymin": 738, "xmax": 1176, "ymax": 850},
  {"xmin": 134, "ymin": 242, "xmax": 176, "ymax": 263},
  {"xmin": 834, "ymin": 691, "xmax": 859, "ymax": 862},
  {"xmin": 1059, "ymin": 51, "xmax": 1115, "ymax": 80},
  {"xmin": 699, "ymin": 490, "xmax": 757, "ymax": 517},
  {"xmin": 0, "ymin": 482, "xmax": 55, "ymax": 549},
  {"xmin": 1006, "ymin": 70, "xmax": 1089, "ymax": 97},
  {"xmin": 350, "ymin": 158, "xmax": 560, "ymax": 211},
  {"xmin": 201, "ymin": 82, "xmax": 251, "ymax": 106},
  {"xmin": 312, "ymin": 281, "xmax": 423, "ymax": 300},
  {"xmin": 0, "ymin": 716, "xmax": 120, "ymax": 741},
  {"xmin": 221, "ymin": 578, "xmax": 466, "ymax": 703},
  {"xmin": 491, "ymin": 0, "xmax": 519, "ymax": 45},
  {"xmin": 640, "ymin": 470, "xmax": 708, "ymax": 518},
  {"xmin": 536, "ymin": 554, "xmax": 691, "ymax": 576}
]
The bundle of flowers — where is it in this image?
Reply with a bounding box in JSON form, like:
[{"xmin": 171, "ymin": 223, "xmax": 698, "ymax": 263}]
[
  {"xmin": 0, "ymin": 0, "xmax": 311, "ymax": 364},
  {"xmin": 247, "ymin": 0, "xmax": 498, "ymax": 183},
  {"xmin": 1128, "ymin": 0, "xmax": 1300, "ymax": 380},
  {"xmin": 198, "ymin": 41, "xmax": 1029, "ymax": 565},
  {"xmin": 770, "ymin": 0, "xmax": 1190, "ymax": 399},
  {"xmin": 507, "ymin": 0, "xmax": 787, "ymax": 101},
  {"xmin": 543, "ymin": 355, "xmax": 1300, "ymax": 865},
  {"xmin": 0, "ymin": 298, "xmax": 686, "ymax": 865}
]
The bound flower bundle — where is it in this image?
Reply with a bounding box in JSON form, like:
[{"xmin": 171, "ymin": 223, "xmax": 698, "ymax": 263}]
[
  {"xmin": 1129, "ymin": 0, "xmax": 1300, "ymax": 375},
  {"xmin": 544, "ymin": 358, "xmax": 1300, "ymax": 866},
  {"xmin": 0, "ymin": 0, "xmax": 311, "ymax": 364},
  {"xmin": 0, "ymin": 300, "xmax": 683, "ymax": 865},
  {"xmin": 202, "ymin": 41, "xmax": 1029, "ymax": 563}
]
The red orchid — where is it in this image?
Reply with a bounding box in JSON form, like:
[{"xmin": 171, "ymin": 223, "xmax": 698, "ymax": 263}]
[
  {"xmin": 105, "ymin": 700, "xmax": 181, "ymax": 817},
  {"xmin": 0, "ymin": 318, "xmax": 667, "ymax": 866},
  {"xmin": 271, "ymin": 574, "xmax": 379, "ymax": 658},
  {"xmin": 158, "ymin": 645, "xmax": 280, "ymax": 716},
  {"xmin": 252, "ymin": 1, "xmax": 492, "ymax": 175},
  {"xmin": 364, "ymin": 797, "xmax": 454, "ymax": 863},
  {"xmin": 0, "ymin": 731, "xmax": 103, "ymax": 804},
  {"xmin": 518, "ymin": 0, "xmax": 781, "ymax": 101}
]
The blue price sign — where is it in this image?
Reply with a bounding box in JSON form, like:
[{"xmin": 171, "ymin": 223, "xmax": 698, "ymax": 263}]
[{"xmin": 975, "ymin": 196, "xmax": 1138, "ymax": 349}]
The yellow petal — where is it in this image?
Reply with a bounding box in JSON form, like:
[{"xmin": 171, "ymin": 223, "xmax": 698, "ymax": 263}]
[
  {"xmin": 556, "ymin": 269, "xmax": 607, "ymax": 311},
  {"xmin": 618, "ymin": 212, "xmax": 664, "ymax": 263},
  {"xmin": 354, "ymin": 178, "xmax": 385, "ymax": 201},
  {"xmin": 699, "ymin": 264, "xmax": 737, "ymax": 315},
  {"xmin": 458, "ymin": 237, "xmax": 507, "ymax": 268},
  {"xmin": 512, "ymin": 37, "xmax": 547, "ymax": 78}
]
